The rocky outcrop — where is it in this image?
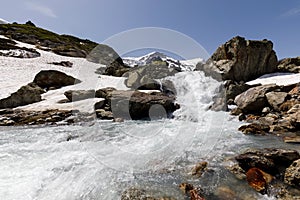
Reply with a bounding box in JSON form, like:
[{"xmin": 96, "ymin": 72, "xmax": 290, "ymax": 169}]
[
  {"xmin": 0, "ymin": 37, "xmax": 40, "ymax": 58},
  {"xmin": 64, "ymin": 90, "xmax": 95, "ymax": 102},
  {"xmin": 196, "ymin": 36, "xmax": 278, "ymax": 82},
  {"xmin": 0, "ymin": 83, "xmax": 44, "ymax": 109},
  {"xmin": 94, "ymin": 87, "xmax": 179, "ymax": 120},
  {"xmin": 87, "ymin": 44, "xmax": 122, "ymax": 65},
  {"xmin": 277, "ymin": 57, "xmax": 300, "ymax": 73},
  {"xmin": 33, "ymin": 70, "xmax": 81, "ymax": 90}
]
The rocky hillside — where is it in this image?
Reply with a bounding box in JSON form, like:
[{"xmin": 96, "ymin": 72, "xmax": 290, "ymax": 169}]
[{"xmin": 0, "ymin": 21, "xmax": 121, "ymax": 61}]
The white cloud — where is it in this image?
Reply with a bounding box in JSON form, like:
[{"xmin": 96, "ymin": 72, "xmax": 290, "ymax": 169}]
[
  {"xmin": 281, "ymin": 7, "xmax": 300, "ymax": 17},
  {"xmin": 26, "ymin": 2, "xmax": 57, "ymax": 18}
]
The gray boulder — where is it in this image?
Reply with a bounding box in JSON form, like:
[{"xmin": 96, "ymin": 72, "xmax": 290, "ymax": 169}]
[
  {"xmin": 197, "ymin": 36, "xmax": 278, "ymax": 82},
  {"xmin": 265, "ymin": 91, "xmax": 288, "ymax": 111},
  {"xmin": 0, "ymin": 82, "xmax": 44, "ymax": 109},
  {"xmin": 234, "ymin": 84, "xmax": 279, "ymax": 114}
]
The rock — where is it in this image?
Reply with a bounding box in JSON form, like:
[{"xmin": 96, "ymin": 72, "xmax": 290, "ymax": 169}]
[
  {"xmin": 108, "ymin": 90, "xmax": 179, "ymax": 120},
  {"xmin": 87, "ymin": 44, "xmax": 122, "ymax": 66},
  {"xmin": 49, "ymin": 61, "xmax": 73, "ymax": 68},
  {"xmin": 238, "ymin": 123, "xmax": 270, "ymax": 135},
  {"xmin": 25, "ymin": 20, "xmax": 36, "ymax": 27},
  {"xmin": 279, "ymin": 100, "xmax": 299, "ymax": 112},
  {"xmin": 265, "ymin": 92, "xmax": 288, "ymax": 111},
  {"xmin": 214, "ymin": 187, "xmax": 237, "ymax": 200},
  {"xmin": 64, "ymin": 90, "xmax": 95, "ymax": 102},
  {"xmin": 95, "ymin": 109, "xmax": 113, "ymax": 120},
  {"xmin": 124, "ymin": 64, "xmax": 180, "ymax": 90},
  {"xmin": 33, "ymin": 70, "xmax": 81, "ymax": 90},
  {"xmin": 0, "ymin": 109, "xmax": 74, "ymax": 126},
  {"xmin": 0, "ymin": 82, "xmax": 44, "ymax": 109},
  {"xmin": 262, "ymin": 107, "xmax": 271, "ymax": 114},
  {"xmin": 179, "ymin": 183, "xmax": 205, "ymax": 200},
  {"xmin": 245, "ymin": 167, "xmax": 273, "ymax": 193},
  {"xmin": 283, "ymin": 136, "xmax": 300, "ymax": 144},
  {"xmin": 197, "ymin": 36, "xmax": 278, "ymax": 82},
  {"xmin": 191, "ymin": 161, "xmax": 208, "ymax": 177},
  {"xmin": 102, "ymin": 60, "xmax": 130, "ymax": 77},
  {"xmin": 234, "ymin": 84, "xmax": 279, "ymax": 114},
  {"xmin": 113, "ymin": 118, "xmax": 124, "ymax": 122},
  {"xmin": 287, "ymin": 104, "xmax": 300, "ymax": 114},
  {"xmin": 95, "ymin": 88, "xmax": 179, "ymax": 120},
  {"xmin": 225, "ymin": 81, "xmax": 257, "ymax": 103},
  {"xmin": 121, "ymin": 187, "xmax": 176, "ymax": 200},
  {"xmin": 277, "ymin": 57, "xmax": 300, "ymax": 73},
  {"xmin": 235, "ymin": 148, "xmax": 300, "ymax": 176},
  {"xmin": 284, "ymin": 159, "xmax": 300, "ymax": 187}
]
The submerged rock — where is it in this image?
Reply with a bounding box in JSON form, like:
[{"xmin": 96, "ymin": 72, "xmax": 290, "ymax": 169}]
[{"xmin": 245, "ymin": 167, "xmax": 273, "ymax": 193}]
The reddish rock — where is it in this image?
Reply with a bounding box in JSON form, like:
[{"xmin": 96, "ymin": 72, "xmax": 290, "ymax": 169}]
[{"xmin": 246, "ymin": 167, "xmax": 273, "ymax": 193}]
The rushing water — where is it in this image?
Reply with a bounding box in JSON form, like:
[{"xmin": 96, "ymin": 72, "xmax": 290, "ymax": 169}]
[{"xmin": 0, "ymin": 71, "xmax": 297, "ymax": 200}]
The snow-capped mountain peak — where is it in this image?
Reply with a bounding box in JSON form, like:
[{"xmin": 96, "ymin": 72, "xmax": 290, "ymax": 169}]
[{"xmin": 123, "ymin": 51, "xmax": 204, "ymax": 71}]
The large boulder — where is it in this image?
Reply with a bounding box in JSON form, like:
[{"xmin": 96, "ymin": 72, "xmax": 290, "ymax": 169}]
[
  {"xmin": 33, "ymin": 70, "xmax": 81, "ymax": 90},
  {"xmin": 87, "ymin": 44, "xmax": 123, "ymax": 66},
  {"xmin": 265, "ymin": 91, "xmax": 288, "ymax": 111},
  {"xmin": 95, "ymin": 88, "xmax": 179, "ymax": 120},
  {"xmin": 277, "ymin": 57, "xmax": 300, "ymax": 73},
  {"xmin": 234, "ymin": 84, "xmax": 279, "ymax": 114},
  {"xmin": 0, "ymin": 82, "xmax": 44, "ymax": 109},
  {"xmin": 197, "ymin": 36, "xmax": 278, "ymax": 82}
]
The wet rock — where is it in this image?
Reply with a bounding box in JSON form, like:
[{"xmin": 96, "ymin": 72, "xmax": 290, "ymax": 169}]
[
  {"xmin": 197, "ymin": 36, "xmax": 278, "ymax": 82},
  {"xmin": 265, "ymin": 92, "xmax": 288, "ymax": 111},
  {"xmin": 179, "ymin": 183, "xmax": 205, "ymax": 200},
  {"xmin": 0, "ymin": 109, "xmax": 75, "ymax": 126},
  {"xmin": 245, "ymin": 167, "xmax": 273, "ymax": 193},
  {"xmin": 0, "ymin": 82, "xmax": 44, "ymax": 109},
  {"xmin": 214, "ymin": 187, "xmax": 237, "ymax": 200},
  {"xmin": 113, "ymin": 117, "xmax": 124, "ymax": 122},
  {"xmin": 283, "ymin": 136, "xmax": 300, "ymax": 144},
  {"xmin": 191, "ymin": 161, "xmax": 208, "ymax": 177},
  {"xmin": 277, "ymin": 57, "xmax": 300, "ymax": 73},
  {"xmin": 49, "ymin": 61, "xmax": 73, "ymax": 67},
  {"xmin": 235, "ymin": 148, "xmax": 300, "ymax": 176},
  {"xmin": 121, "ymin": 187, "xmax": 176, "ymax": 200},
  {"xmin": 234, "ymin": 84, "xmax": 279, "ymax": 114},
  {"xmin": 95, "ymin": 109, "xmax": 113, "ymax": 120},
  {"xmin": 64, "ymin": 90, "xmax": 95, "ymax": 102},
  {"xmin": 284, "ymin": 159, "xmax": 300, "ymax": 187},
  {"xmin": 238, "ymin": 123, "xmax": 270, "ymax": 135},
  {"xmin": 95, "ymin": 88, "xmax": 179, "ymax": 120},
  {"xmin": 33, "ymin": 70, "xmax": 81, "ymax": 90}
]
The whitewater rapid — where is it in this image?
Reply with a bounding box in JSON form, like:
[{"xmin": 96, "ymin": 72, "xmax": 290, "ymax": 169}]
[{"xmin": 0, "ymin": 71, "xmax": 293, "ymax": 200}]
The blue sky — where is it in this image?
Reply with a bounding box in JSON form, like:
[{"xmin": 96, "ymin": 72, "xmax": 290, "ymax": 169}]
[{"xmin": 1, "ymin": 0, "xmax": 300, "ymax": 59}]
